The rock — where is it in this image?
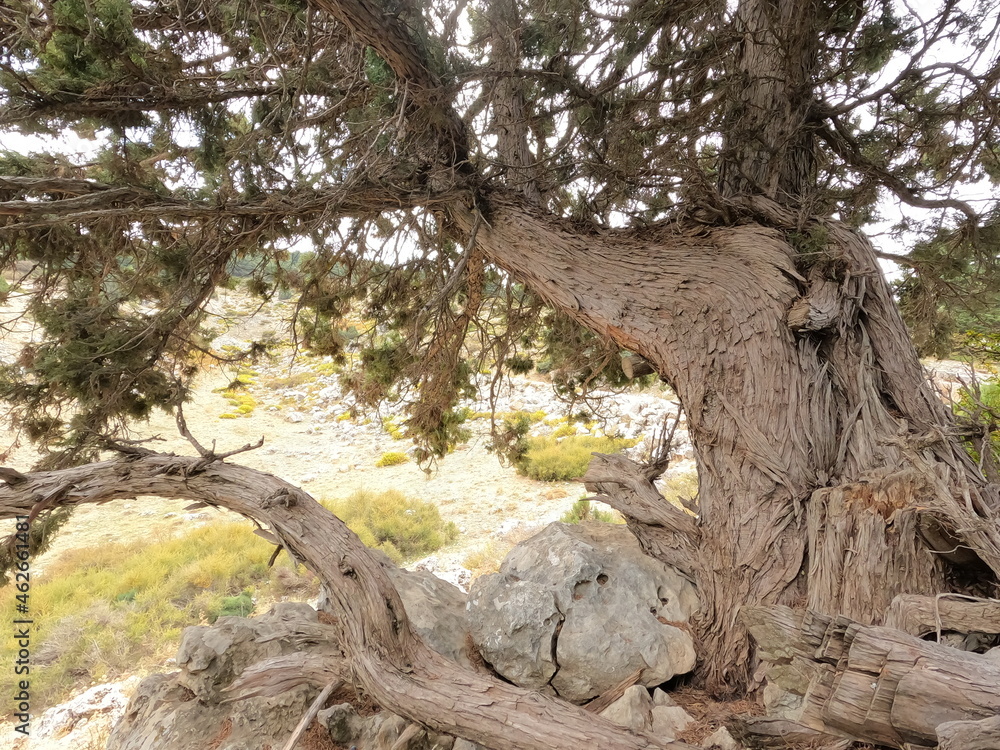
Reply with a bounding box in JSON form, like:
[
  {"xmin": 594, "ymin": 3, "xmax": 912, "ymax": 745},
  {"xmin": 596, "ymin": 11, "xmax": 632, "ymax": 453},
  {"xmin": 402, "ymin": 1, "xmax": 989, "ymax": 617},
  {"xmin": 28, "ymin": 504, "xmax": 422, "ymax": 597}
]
[
  {"xmin": 652, "ymin": 687, "xmax": 678, "ymax": 707},
  {"xmin": 702, "ymin": 726, "xmax": 742, "ymax": 749},
  {"xmin": 284, "ymin": 410, "xmax": 305, "ymax": 423},
  {"xmin": 985, "ymin": 645, "xmax": 1000, "ymax": 664},
  {"xmin": 107, "ymin": 603, "xmax": 336, "ymax": 750},
  {"xmin": 319, "ymin": 703, "xmax": 366, "ymax": 744},
  {"xmin": 600, "ymin": 684, "xmax": 653, "ymax": 732},
  {"xmin": 453, "ymin": 739, "xmax": 485, "ymax": 750},
  {"xmin": 467, "ymin": 579, "xmax": 561, "ymax": 690},
  {"xmin": 386, "ymin": 565, "xmax": 475, "ymax": 667},
  {"xmin": 34, "ymin": 678, "xmax": 139, "ymax": 740},
  {"xmin": 468, "ymin": 523, "xmax": 698, "ymax": 702},
  {"xmin": 650, "ymin": 704, "xmax": 694, "ymax": 739},
  {"xmin": 762, "ymin": 680, "xmax": 803, "ymax": 720}
]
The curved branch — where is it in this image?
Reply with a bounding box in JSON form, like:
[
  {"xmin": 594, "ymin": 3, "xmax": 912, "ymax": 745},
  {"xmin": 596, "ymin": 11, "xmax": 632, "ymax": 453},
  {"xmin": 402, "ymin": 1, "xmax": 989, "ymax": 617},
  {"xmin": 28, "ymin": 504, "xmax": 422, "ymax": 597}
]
[
  {"xmin": 584, "ymin": 453, "xmax": 700, "ymax": 577},
  {"xmin": 0, "ymin": 454, "xmax": 696, "ymax": 750},
  {"xmin": 818, "ymin": 121, "xmax": 978, "ymax": 223}
]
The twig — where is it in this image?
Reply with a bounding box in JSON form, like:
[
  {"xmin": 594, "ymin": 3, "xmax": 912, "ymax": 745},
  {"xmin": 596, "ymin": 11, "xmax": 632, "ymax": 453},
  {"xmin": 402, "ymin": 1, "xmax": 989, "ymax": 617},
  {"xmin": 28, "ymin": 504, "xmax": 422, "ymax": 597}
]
[
  {"xmin": 280, "ymin": 679, "xmax": 342, "ymax": 750},
  {"xmin": 643, "ymin": 407, "xmax": 682, "ymax": 481},
  {"xmin": 176, "ymin": 403, "xmax": 211, "ymax": 457}
]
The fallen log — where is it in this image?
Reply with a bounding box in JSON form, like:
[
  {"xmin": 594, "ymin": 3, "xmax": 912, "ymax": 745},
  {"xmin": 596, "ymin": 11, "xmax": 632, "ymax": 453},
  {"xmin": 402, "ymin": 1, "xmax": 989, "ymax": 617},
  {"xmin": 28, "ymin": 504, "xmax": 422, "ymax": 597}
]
[
  {"xmin": 744, "ymin": 605, "xmax": 1000, "ymax": 749},
  {"xmin": 0, "ymin": 453, "xmax": 698, "ymax": 750}
]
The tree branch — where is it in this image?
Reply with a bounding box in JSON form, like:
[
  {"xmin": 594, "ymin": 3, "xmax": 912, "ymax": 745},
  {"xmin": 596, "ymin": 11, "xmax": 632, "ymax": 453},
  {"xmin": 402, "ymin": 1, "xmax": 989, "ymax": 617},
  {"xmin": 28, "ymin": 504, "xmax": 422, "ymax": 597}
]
[{"xmin": 0, "ymin": 454, "xmax": 696, "ymax": 750}]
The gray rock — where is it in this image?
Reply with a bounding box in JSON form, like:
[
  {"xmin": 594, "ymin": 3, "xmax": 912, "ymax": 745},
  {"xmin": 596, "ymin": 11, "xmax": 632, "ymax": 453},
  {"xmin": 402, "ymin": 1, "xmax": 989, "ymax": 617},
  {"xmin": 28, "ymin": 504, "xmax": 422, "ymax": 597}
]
[
  {"xmin": 702, "ymin": 726, "xmax": 742, "ymax": 749},
  {"xmin": 108, "ymin": 603, "xmax": 334, "ymax": 750},
  {"xmin": 762, "ymin": 680, "xmax": 804, "ymax": 720},
  {"xmin": 599, "ymin": 684, "xmax": 653, "ymax": 732},
  {"xmin": 319, "ymin": 703, "xmax": 366, "ymax": 744},
  {"xmin": 387, "ymin": 566, "xmax": 474, "ymax": 667},
  {"xmin": 652, "ymin": 687, "xmax": 678, "ymax": 707},
  {"xmin": 467, "ymin": 579, "xmax": 561, "ymax": 690},
  {"xmin": 34, "ymin": 678, "xmax": 138, "ymax": 739},
  {"xmin": 985, "ymin": 645, "xmax": 1000, "ymax": 664},
  {"xmin": 650, "ymin": 704, "xmax": 694, "ymax": 739},
  {"xmin": 467, "ymin": 523, "xmax": 698, "ymax": 701}
]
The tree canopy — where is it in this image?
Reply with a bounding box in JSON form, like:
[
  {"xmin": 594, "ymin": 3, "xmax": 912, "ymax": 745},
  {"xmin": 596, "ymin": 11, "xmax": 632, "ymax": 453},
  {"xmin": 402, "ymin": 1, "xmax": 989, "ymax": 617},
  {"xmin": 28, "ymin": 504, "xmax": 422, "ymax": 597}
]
[{"xmin": 2, "ymin": 0, "xmax": 999, "ymax": 467}]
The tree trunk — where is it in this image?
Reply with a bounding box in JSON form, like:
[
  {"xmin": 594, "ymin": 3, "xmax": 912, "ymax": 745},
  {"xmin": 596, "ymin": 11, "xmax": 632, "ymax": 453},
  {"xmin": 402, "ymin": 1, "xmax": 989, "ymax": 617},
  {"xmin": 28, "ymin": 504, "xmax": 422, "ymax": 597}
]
[{"xmin": 452, "ymin": 192, "xmax": 1000, "ymax": 694}]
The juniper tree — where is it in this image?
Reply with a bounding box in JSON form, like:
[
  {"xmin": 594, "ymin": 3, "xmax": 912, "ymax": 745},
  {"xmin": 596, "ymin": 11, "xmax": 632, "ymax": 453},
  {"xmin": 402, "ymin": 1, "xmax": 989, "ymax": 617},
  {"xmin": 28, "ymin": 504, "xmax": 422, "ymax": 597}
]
[{"xmin": 3, "ymin": 0, "xmax": 1000, "ymax": 735}]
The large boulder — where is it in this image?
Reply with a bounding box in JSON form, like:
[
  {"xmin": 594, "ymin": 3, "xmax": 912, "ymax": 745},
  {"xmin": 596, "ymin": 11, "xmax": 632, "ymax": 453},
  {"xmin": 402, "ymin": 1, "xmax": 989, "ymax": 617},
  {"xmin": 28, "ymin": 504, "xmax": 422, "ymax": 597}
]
[{"xmin": 467, "ymin": 522, "xmax": 699, "ymax": 702}]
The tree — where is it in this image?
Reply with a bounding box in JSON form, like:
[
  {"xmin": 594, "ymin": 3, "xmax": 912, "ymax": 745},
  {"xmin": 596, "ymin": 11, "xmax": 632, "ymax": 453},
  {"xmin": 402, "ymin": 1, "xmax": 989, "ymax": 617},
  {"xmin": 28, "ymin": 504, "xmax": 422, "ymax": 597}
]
[{"xmin": 2, "ymin": 0, "xmax": 1000, "ymax": 745}]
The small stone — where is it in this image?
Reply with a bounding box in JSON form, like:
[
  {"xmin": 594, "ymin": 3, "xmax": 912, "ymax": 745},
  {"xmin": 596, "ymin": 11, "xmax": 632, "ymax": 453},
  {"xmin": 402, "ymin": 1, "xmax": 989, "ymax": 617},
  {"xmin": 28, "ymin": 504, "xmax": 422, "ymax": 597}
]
[
  {"xmin": 650, "ymin": 704, "xmax": 694, "ymax": 739},
  {"xmin": 702, "ymin": 726, "xmax": 742, "ymax": 749},
  {"xmin": 600, "ymin": 685, "xmax": 653, "ymax": 732}
]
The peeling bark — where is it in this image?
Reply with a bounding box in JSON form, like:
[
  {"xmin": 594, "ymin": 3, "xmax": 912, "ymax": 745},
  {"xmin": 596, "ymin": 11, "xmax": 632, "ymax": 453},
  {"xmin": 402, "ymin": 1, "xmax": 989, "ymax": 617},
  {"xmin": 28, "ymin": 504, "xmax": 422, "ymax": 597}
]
[
  {"xmin": 452, "ymin": 194, "xmax": 1000, "ymax": 693},
  {"xmin": 745, "ymin": 605, "xmax": 1000, "ymax": 749}
]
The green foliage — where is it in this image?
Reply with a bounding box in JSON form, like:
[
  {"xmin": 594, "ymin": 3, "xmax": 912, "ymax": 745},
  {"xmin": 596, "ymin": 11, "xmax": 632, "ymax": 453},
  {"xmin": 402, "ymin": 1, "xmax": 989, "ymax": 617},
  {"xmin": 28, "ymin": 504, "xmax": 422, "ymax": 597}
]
[
  {"xmin": 560, "ymin": 498, "xmax": 618, "ymax": 524},
  {"xmin": 324, "ymin": 490, "xmax": 458, "ymax": 564},
  {"xmin": 517, "ymin": 435, "xmax": 639, "ymax": 481},
  {"xmin": 211, "ymin": 591, "xmax": 255, "ymax": 620}
]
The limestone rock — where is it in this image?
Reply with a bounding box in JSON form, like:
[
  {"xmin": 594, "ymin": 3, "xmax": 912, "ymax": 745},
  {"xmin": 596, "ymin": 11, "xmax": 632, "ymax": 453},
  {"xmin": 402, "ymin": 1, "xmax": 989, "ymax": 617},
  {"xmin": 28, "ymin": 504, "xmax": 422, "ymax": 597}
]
[
  {"xmin": 33, "ymin": 677, "xmax": 139, "ymax": 740},
  {"xmin": 107, "ymin": 603, "xmax": 333, "ymax": 750},
  {"xmin": 467, "ymin": 523, "xmax": 698, "ymax": 701},
  {"xmin": 702, "ymin": 726, "xmax": 742, "ymax": 749},
  {"xmin": 466, "ymin": 579, "xmax": 561, "ymax": 690},
  {"xmin": 650, "ymin": 704, "xmax": 694, "ymax": 739},
  {"xmin": 387, "ymin": 565, "xmax": 474, "ymax": 667},
  {"xmin": 599, "ymin": 684, "xmax": 653, "ymax": 732}
]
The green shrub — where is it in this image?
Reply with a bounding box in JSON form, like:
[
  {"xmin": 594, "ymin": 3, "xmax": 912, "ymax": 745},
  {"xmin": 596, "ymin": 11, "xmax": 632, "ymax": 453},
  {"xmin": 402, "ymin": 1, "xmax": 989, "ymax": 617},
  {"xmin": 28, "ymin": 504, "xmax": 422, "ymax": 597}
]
[
  {"xmin": 552, "ymin": 423, "xmax": 578, "ymax": 438},
  {"xmin": 210, "ymin": 591, "xmax": 255, "ymax": 621},
  {"xmin": 518, "ymin": 435, "xmax": 638, "ymax": 481},
  {"xmin": 375, "ymin": 451, "xmax": 409, "ymax": 467},
  {"xmin": 324, "ymin": 489, "xmax": 458, "ymax": 564},
  {"xmin": 561, "ymin": 498, "xmax": 619, "ymax": 524}
]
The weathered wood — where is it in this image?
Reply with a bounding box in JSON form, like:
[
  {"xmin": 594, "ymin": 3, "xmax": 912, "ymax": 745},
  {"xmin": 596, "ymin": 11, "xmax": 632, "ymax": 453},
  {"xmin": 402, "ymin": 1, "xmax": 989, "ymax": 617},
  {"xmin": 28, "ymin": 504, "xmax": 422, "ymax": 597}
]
[
  {"xmin": 937, "ymin": 714, "xmax": 1000, "ymax": 750},
  {"xmin": 884, "ymin": 594, "xmax": 1000, "ymax": 637},
  {"xmin": 745, "ymin": 605, "xmax": 1000, "ymax": 749},
  {"xmin": 621, "ymin": 354, "xmax": 656, "ymax": 380},
  {"xmin": 727, "ymin": 716, "xmax": 850, "ymax": 749},
  {"xmin": 583, "ymin": 452, "xmax": 699, "ymax": 577},
  {"xmin": 281, "ymin": 680, "xmax": 342, "ymax": 750},
  {"xmin": 0, "ymin": 455, "xmax": 698, "ymax": 750}
]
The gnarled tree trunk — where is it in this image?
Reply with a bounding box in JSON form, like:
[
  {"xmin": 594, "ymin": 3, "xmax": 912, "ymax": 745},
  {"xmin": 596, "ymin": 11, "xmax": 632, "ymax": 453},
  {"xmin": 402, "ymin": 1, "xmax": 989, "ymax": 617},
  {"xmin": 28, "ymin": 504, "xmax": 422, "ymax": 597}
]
[{"xmin": 452, "ymin": 192, "xmax": 1000, "ymax": 694}]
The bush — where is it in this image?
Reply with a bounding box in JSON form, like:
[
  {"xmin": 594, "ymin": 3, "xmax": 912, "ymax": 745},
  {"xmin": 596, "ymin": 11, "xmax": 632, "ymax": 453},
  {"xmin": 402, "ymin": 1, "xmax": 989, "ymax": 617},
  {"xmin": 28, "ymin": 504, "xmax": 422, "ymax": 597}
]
[
  {"xmin": 560, "ymin": 498, "xmax": 619, "ymax": 524},
  {"xmin": 324, "ymin": 489, "xmax": 458, "ymax": 564},
  {"xmin": 375, "ymin": 451, "xmax": 409, "ymax": 467},
  {"xmin": 517, "ymin": 435, "xmax": 638, "ymax": 481}
]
